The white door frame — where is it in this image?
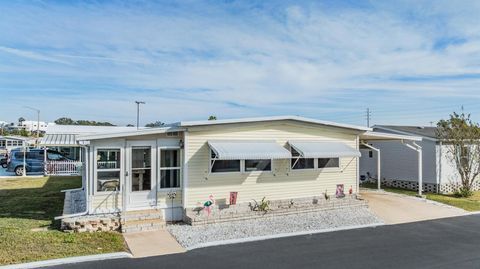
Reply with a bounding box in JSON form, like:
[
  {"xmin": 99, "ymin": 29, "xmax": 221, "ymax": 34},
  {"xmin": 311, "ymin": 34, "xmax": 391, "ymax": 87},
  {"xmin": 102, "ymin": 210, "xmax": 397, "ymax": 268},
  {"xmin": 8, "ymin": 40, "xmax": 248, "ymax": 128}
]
[{"xmin": 125, "ymin": 140, "xmax": 157, "ymax": 210}]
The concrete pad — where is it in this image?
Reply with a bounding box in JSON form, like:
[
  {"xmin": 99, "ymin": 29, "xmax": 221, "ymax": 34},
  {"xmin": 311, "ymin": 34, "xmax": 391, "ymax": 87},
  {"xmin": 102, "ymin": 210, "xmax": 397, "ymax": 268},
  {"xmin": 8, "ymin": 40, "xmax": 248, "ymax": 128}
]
[
  {"xmin": 361, "ymin": 190, "xmax": 466, "ymax": 224},
  {"xmin": 123, "ymin": 229, "xmax": 185, "ymax": 258}
]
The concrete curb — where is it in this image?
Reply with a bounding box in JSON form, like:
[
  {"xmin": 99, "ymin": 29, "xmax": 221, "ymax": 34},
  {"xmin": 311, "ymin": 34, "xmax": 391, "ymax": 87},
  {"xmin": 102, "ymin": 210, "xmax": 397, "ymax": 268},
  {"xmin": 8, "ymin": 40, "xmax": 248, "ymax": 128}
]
[
  {"xmin": 0, "ymin": 252, "xmax": 133, "ymax": 269},
  {"xmin": 185, "ymin": 222, "xmax": 384, "ymax": 251}
]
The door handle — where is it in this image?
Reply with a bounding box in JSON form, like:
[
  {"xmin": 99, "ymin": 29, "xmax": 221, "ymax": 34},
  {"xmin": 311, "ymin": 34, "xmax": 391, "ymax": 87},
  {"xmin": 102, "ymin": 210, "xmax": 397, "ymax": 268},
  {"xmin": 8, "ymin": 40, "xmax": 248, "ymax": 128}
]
[{"xmin": 125, "ymin": 171, "xmax": 129, "ymax": 177}]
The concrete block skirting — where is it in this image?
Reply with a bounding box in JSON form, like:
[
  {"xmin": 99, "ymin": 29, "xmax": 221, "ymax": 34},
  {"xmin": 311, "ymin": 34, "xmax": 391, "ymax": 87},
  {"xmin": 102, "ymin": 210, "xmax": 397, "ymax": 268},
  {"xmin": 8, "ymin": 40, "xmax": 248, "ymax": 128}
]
[
  {"xmin": 61, "ymin": 213, "xmax": 121, "ymax": 233},
  {"xmin": 184, "ymin": 195, "xmax": 366, "ymax": 226},
  {"xmin": 372, "ymin": 179, "xmax": 480, "ymax": 194}
]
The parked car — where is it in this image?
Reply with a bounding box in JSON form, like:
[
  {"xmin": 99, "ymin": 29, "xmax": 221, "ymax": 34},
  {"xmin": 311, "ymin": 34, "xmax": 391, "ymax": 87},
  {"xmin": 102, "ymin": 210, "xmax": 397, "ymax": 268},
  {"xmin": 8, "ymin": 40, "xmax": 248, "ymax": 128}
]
[{"xmin": 6, "ymin": 149, "xmax": 71, "ymax": 176}]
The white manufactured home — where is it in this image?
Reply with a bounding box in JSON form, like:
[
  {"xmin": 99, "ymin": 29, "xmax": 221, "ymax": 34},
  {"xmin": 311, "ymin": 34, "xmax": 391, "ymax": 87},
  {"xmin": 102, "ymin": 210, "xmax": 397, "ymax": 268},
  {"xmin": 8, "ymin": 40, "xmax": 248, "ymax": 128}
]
[
  {"xmin": 360, "ymin": 125, "xmax": 479, "ymax": 193},
  {"xmin": 57, "ymin": 116, "xmax": 420, "ymax": 232}
]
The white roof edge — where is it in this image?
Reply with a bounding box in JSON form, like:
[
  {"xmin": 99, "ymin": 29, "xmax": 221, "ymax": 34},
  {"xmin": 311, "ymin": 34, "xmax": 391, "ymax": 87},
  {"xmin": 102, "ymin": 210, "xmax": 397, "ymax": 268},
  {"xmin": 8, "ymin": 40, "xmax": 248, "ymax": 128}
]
[
  {"xmin": 360, "ymin": 131, "xmax": 423, "ymax": 142},
  {"xmin": 372, "ymin": 126, "xmax": 437, "ymax": 141},
  {"xmin": 76, "ymin": 127, "xmax": 185, "ymax": 141},
  {"xmin": 180, "ymin": 116, "xmax": 371, "ymax": 132}
]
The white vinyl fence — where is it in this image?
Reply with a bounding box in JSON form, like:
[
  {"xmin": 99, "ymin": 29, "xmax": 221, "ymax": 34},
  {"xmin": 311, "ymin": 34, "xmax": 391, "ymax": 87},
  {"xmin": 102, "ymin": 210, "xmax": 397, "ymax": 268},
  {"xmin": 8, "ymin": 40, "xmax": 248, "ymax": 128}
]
[{"xmin": 45, "ymin": 161, "xmax": 83, "ymax": 176}]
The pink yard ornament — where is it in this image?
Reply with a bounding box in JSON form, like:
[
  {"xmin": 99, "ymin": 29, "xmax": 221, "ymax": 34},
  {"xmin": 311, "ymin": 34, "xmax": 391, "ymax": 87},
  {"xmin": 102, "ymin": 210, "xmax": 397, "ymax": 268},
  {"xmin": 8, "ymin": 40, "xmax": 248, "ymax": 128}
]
[{"xmin": 203, "ymin": 195, "xmax": 215, "ymax": 216}]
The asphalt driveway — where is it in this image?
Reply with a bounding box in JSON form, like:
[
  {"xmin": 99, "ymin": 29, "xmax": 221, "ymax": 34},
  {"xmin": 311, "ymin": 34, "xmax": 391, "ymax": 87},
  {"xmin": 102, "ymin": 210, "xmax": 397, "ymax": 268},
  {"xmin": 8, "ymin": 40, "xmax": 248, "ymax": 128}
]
[
  {"xmin": 45, "ymin": 214, "xmax": 480, "ymax": 269},
  {"xmin": 361, "ymin": 190, "xmax": 466, "ymax": 224}
]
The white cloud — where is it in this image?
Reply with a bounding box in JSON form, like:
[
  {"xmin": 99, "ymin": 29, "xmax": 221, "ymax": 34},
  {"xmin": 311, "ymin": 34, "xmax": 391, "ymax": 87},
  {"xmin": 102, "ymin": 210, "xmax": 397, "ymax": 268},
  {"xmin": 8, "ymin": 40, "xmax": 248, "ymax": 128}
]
[{"xmin": 0, "ymin": 1, "xmax": 480, "ymax": 125}]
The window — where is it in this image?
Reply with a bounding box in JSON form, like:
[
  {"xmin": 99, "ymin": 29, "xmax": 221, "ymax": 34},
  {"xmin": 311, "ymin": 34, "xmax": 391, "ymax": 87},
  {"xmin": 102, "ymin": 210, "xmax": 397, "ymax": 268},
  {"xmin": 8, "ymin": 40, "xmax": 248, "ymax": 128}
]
[
  {"xmin": 131, "ymin": 147, "xmax": 152, "ymax": 191},
  {"xmin": 291, "ymin": 148, "xmax": 314, "ymax": 170},
  {"xmin": 459, "ymin": 145, "xmax": 470, "ymax": 168},
  {"xmin": 47, "ymin": 152, "xmax": 66, "ymax": 161},
  {"xmin": 96, "ymin": 149, "xmax": 121, "ymax": 192},
  {"xmin": 245, "ymin": 159, "xmax": 271, "ymax": 172},
  {"xmin": 318, "ymin": 158, "xmax": 340, "ymax": 168},
  {"xmin": 160, "ymin": 149, "xmax": 181, "ymax": 188},
  {"xmin": 6, "ymin": 141, "xmax": 12, "ymax": 146},
  {"xmin": 0, "ymin": 140, "xmax": 5, "ymax": 147},
  {"xmin": 210, "ymin": 151, "xmax": 240, "ymax": 173},
  {"xmin": 369, "ymin": 151, "xmax": 373, "ymax": 158},
  {"xmin": 97, "ymin": 149, "xmax": 120, "ymax": 169}
]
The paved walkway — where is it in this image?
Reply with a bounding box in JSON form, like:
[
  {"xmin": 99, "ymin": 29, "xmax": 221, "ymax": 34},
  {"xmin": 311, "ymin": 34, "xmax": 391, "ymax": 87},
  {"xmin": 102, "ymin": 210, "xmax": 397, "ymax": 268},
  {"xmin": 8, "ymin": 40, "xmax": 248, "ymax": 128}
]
[
  {"xmin": 123, "ymin": 229, "xmax": 185, "ymax": 258},
  {"xmin": 361, "ymin": 190, "xmax": 466, "ymax": 224}
]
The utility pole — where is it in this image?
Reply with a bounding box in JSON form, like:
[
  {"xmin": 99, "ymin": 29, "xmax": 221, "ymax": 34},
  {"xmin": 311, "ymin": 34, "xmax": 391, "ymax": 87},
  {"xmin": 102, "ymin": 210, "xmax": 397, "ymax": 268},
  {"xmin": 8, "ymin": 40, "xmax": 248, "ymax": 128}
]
[
  {"xmin": 366, "ymin": 108, "xmax": 371, "ymax": 127},
  {"xmin": 135, "ymin": 101, "xmax": 145, "ymax": 129},
  {"xmin": 24, "ymin": 106, "xmax": 40, "ymax": 147}
]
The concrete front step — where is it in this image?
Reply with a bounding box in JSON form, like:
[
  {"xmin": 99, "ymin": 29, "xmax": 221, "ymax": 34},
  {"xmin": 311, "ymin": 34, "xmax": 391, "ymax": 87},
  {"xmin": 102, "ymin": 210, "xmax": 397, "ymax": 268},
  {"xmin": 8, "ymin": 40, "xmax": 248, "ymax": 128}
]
[
  {"xmin": 121, "ymin": 219, "xmax": 166, "ymax": 233},
  {"xmin": 120, "ymin": 209, "xmax": 164, "ymax": 223}
]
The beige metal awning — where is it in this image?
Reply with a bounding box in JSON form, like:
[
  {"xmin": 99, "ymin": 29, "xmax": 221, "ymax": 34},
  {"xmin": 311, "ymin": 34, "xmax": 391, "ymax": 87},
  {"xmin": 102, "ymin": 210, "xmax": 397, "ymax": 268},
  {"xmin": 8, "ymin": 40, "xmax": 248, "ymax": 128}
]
[
  {"xmin": 208, "ymin": 140, "xmax": 291, "ymax": 160},
  {"xmin": 288, "ymin": 141, "xmax": 361, "ymax": 158}
]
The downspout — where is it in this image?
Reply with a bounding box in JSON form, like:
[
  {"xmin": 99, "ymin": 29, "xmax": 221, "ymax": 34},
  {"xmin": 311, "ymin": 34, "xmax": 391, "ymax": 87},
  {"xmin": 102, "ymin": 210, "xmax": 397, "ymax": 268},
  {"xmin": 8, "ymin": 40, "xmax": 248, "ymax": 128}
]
[
  {"xmin": 361, "ymin": 141, "xmax": 381, "ymax": 190},
  {"xmin": 55, "ymin": 145, "xmax": 89, "ymax": 220},
  {"xmin": 437, "ymin": 141, "xmax": 442, "ymax": 193},
  {"xmin": 123, "ymin": 140, "xmax": 127, "ymax": 215},
  {"xmin": 182, "ymin": 130, "xmax": 189, "ymax": 212},
  {"xmin": 403, "ymin": 141, "xmax": 423, "ymax": 197}
]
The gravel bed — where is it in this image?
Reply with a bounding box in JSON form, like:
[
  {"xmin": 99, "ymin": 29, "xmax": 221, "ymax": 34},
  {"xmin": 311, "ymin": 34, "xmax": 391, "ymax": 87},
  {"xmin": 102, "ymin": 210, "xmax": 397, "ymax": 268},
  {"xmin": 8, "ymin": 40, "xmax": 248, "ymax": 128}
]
[{"xmin": 167, "ymin": 206, "xmax": 383, "ymax": 248}]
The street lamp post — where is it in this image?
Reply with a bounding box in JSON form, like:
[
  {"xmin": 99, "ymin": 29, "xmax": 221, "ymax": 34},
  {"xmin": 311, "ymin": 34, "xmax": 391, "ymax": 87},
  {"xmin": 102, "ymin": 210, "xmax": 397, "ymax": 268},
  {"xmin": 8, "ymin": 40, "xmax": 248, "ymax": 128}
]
[
  {"xmin": 24, "ymin": 106, "xmax": 40, "ymax": 147},
  {"xmin": 135, "ymin": 101, "xmax": 145, "ymax": 129}
]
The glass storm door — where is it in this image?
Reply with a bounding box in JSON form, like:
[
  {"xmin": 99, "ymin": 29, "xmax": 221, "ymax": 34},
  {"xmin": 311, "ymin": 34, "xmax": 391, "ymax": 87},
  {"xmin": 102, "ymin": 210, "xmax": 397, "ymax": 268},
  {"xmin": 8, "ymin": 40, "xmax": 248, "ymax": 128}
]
[{"xmin": 126, "ymin": 141, "xmax": 157, "ymax": 209}]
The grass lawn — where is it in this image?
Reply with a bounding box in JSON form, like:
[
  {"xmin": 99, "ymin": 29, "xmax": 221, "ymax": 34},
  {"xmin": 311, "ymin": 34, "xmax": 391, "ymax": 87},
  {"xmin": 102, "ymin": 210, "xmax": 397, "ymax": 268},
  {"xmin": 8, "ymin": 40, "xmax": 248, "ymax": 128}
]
[
  {"xmin": 0, "ymin": 176, "xmax": 127, "ymax": 265},
  {"xmin": 361, "ymin": 183, "xmax": 480, "ymax": 212}
]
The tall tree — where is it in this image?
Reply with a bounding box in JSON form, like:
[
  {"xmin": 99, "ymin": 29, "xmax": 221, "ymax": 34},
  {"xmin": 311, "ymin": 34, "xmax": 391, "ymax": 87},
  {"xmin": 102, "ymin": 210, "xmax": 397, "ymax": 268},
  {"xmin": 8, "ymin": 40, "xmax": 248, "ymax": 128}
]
[
  {"xmin": 55, "ymin": 117, "xmax": 75, "ymax": 125},
  {"xmin": 437, "ymin": 112, "xmax": 480, "ymax": 197},
  {"xmin": 145, "ymin": 121, "xmax": 165, "ymax": 127},
  {"xmin": 18, "ymin": 117, "xmax": 25, "ymax": 125},
  {"xmin": 208, "ymin": 115, "xmax": 217, "ymax": 120},
  {"xmin": 54, "ymin": 117, "xmax": 115, "ymax": 126}
]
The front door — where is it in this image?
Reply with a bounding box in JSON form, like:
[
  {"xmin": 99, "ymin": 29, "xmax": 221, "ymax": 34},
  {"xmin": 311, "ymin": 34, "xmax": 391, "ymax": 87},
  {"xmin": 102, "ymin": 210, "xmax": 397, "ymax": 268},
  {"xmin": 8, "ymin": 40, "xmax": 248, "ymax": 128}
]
[{"xmin": 126, "ymin": 140, "xmax": 157, "ymax": 210}]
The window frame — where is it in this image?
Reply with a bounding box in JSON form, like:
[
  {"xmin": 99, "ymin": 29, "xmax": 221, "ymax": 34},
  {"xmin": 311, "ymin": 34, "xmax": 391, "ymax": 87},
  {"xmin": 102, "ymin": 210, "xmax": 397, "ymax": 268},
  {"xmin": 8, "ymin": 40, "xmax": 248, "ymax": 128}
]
[
  {"xmin": 94, "ymin": 147, "xmax": 122, "ymax": 194},
  {"xmin": 209, "ymin": 149, "xmax": 242, "ymax": 174},
  {"xmin": 159, "ymin": 147, "xmax": 182, "ymax": 190},
  {"xmin": 290, "ymin": 146, "xmax": 315, "ymax": 171},
  {"xmin": 244, "ymin": 159, "xmax": 273, "ymax": 173},
  {"xmin": 317, "ymin": 157, "xmax": 341, "ymax": 169}
]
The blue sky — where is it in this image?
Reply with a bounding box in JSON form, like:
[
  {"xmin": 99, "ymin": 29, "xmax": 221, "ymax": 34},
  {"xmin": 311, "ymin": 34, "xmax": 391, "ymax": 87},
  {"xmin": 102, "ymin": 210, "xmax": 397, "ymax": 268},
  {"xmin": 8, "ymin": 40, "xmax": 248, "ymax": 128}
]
[{"xmin": 1, "ymin": 0, "xmax": 480, "ymax": 126}]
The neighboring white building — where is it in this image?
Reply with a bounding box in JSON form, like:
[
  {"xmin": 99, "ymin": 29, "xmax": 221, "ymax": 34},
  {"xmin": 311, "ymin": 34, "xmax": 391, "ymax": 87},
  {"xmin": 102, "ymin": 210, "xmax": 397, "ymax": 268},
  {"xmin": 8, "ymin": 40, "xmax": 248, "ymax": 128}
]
[
  {"xmin": 0, "ymin": 121, "xmax": 8, "ymax": 127},
  {"xmin": 0, "ymin": 136, "xmax": 27, "ymax": 153},
  {"xmin": 20, "ymin": 120, "xmax": 56, "ymax": 133},
  {"xmin": 359, "ymin": 125, "xmax": 478, "ymax": 193}
]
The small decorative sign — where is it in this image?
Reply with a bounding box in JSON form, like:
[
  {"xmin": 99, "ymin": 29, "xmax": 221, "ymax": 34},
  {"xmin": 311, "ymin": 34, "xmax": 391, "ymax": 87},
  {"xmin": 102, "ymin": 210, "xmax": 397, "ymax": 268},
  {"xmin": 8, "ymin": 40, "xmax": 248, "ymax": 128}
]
[
  {"xmin": 336, "ymin": 184, "xmax": 345, "ymax": 198},
  {"xmin": 229, "ymin": 192, "xmax": 238, "ymax": 205}
]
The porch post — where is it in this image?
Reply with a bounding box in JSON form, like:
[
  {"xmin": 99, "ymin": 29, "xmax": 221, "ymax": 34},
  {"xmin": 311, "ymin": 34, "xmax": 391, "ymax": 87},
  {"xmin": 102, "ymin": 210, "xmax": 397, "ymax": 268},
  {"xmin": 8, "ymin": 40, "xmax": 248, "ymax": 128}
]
[
  {"xmin": 361, "ymin": 142, "xmax": 381, "ymax": 190},
  {"xmin": 403, "ymin": 141, "xmax": 423, "ymax": 196},
  {"xmin": 43, "ymin": 147, "xmax": 47, "ymax": 176},
  {"xmin": 418, "ymin": 145, "xmax": 423, "ymax": 196}
]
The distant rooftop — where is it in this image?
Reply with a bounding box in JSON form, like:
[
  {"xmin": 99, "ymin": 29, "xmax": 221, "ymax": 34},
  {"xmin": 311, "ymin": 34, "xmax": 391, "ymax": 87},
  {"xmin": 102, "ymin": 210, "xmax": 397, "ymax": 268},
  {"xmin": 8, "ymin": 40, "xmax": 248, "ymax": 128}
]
[
  {"xmin": 374, "ymin": 125, "xmax": 438, "ymax": 139},
  {"xmin": 46, "ymin": 125, "xmax": 143, "ymax": 134}
]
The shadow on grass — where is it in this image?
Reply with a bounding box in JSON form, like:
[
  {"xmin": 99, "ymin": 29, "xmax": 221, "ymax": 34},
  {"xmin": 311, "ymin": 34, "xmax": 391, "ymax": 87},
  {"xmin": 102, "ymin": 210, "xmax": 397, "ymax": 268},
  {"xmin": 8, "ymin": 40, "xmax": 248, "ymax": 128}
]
[{"xmin": 0, "ymin": 176, "xmax": 82, "ymax": 229}]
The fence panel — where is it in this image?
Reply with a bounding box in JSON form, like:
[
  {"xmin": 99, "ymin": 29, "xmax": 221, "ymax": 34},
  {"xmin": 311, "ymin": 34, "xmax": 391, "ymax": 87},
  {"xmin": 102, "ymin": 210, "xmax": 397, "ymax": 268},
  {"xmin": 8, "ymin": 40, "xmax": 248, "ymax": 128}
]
[{"xmin": 45, "ymin": 161, "xmax": 83, "ymax": 176}]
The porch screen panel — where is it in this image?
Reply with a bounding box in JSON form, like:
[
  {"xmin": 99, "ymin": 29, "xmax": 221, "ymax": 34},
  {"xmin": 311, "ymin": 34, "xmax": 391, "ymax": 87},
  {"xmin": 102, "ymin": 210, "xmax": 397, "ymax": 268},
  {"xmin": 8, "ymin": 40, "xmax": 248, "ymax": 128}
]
[
  {"xmin": 131, "ymin": 147, "xmax": 152, "ymax": 191},
  {"xmin": 160, "ymin": 149, "xmax": 180, "ymax": 188},
  {"xmin": 96, "ymin": 149, "xmax": 121, "ymax": 192}
]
